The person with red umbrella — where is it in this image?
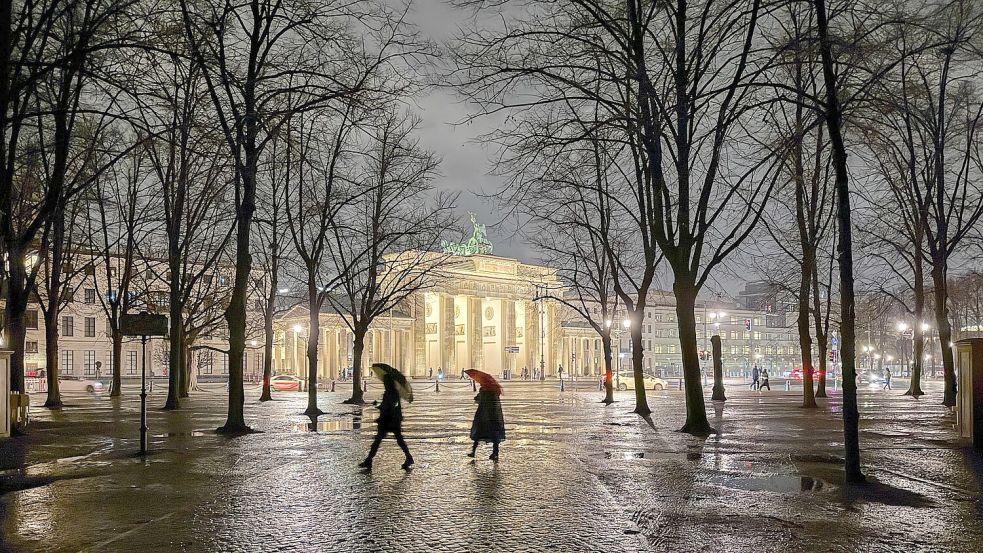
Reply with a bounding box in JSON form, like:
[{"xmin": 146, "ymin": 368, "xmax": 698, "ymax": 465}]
[{"xmin": 464, "ymin": 369, "xmax": 506, "ymax": 461}]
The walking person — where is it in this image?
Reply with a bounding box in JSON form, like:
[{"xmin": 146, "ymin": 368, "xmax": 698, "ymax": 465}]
[
  {"xmin": 359, "ymin": 363, "xmax": 414, "ymax": 471},
  {"xmin": 883, "ymin": 367, "xmax": 892, "ymax": 390},
  {"xmin": 465, "ymin": 369, "xmax": 506, "ymax": 462},
  {"xmin": 760, "ymin": 368, "xmax": 771, "ymax": 391},
  {"xmin": 750, "ymin": 365, "xmax": 760, "ymax": 390}
]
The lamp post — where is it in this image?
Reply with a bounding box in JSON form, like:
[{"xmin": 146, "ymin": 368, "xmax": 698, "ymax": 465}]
[{"xmin": 534, "ymin": 282, "xmax": 546, "ymax": 381}]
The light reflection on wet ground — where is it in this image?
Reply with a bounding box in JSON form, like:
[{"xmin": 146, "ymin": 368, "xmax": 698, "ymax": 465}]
[{"xmin": 0, "ymin": 381, "xmax": 981, "ymax": 552}]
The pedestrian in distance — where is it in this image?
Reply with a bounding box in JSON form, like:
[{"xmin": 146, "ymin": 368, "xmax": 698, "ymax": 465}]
[
  {"xmin": 750, "ymin": 365, "xmax": 760, "ymax": 390},
  {"xmin": 465, "ymin": 369, "xmax": 506, "ymax": 462},
  {"xmin": 760, "ymin": 368, "xmax": 771, "ymax": 391},
  {"xmin": 883, "ymin": 367, "xmax": 892, "ymax": 390},
  {"xmin": 359, "ymin": 363, "xmax": 414, "ymax": 471}
]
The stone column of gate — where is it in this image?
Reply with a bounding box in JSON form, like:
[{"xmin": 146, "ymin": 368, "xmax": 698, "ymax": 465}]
[
  {"xmin": 337, "ymin": 329, "xmax": 347, "ymax": 377},
  {"xmin": 503, "ymin": 300, "xmax": 516, "ymax": 376},
  {"xmin": 524, "ymin": 300, "xmax": 540, "ymax": 375},
  {"xmin": 469, "ymin": 296, "xmax": 484, "ymax": 371},
  {"xmin": 440, "ymin": 294, "xmax": 456, "ymax": 373},
  {"xmin": 291, "ymin": 328, "xmax": 302, "ymax": 377},
  {"xmin": 412, "ymin": 294, "xmax": 426, "ymax": 376}
]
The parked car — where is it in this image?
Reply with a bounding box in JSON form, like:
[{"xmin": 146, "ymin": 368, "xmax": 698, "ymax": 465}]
[
  {"xmin": 270, "ymin": 374, "xmax": 303, "ymax": 392},
  {"xmin": 615, "ymin": 372, "xmax": 668, "ymax": 392},
  {"xmin": 58, "ymin": 376, "xmax": 104, "ymax": 394}
]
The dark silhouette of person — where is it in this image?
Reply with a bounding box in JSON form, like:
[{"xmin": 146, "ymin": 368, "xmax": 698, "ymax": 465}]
[
  {"xmin": 359, "ymin": 375, "xmax": 413, "ymax": 470},
  {"xmin": 750, "ymin": 365, "xmax": 760, "ymax": 390},
  {"xmin": 760, "ymin": 368, "xmax": 771, "ymax": 391},
  {"xmin": 468, "ymin": 387, "xmax": 506, "ymax": 461}
]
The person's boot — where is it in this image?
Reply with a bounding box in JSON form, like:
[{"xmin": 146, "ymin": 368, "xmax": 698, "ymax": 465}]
[
  {"xmin": 489, "ymin": 444, "xmax": 499, "ymax": 462},
  {"xmin": 467, "ymin": 443, "xmax": 477, "ymax": 458},
  {"xmin": 358, "ymin": 458, "xmax": 373, "ymax": 470},
  {"xmin": 402, "ymin": 456, "xmax": 414, "ymax": 470}
]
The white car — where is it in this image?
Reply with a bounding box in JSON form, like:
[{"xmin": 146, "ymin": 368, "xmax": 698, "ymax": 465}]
[
  {"xmin": 58, "ymin": 376, "xmax": 104, "ymax": 393},
  {"xmin": 615, "ymin": 373, "xmax": 668, "ymax": 392}
]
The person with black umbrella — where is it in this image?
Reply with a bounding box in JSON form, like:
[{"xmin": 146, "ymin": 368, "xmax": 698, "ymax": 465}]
[{"xmin": 359, "ymin": 363, "xmax": 414, "ymax": 471}]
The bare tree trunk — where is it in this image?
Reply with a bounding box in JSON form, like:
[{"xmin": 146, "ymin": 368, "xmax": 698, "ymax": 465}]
[
  {"xmin": 259, "ymin": 260, "xmax": 277, "ymax": 402},
  {"xmin": 815, "ymin": 0, "xmax": 864, "ymax": 483},
  {"xmin": 111, "ymin": 329, "xmax": 123, "ymax": 398},
  {"xmin": 629, "ymin": 320, "xmax": 650, "ymax": 416},
  {"xmin": 345, "ymin": 328, "xmax": 366, "ymax": 404},
  {"xmin": 932, "ymin": 263, "xmax": 956, "ymax": 407},
  {"xmin": 812, "ymin": 261, "xmax": 829, "ymax": 398},
  {"xmin": 305, "ymin": 280, "xmax": 323, "ymax": 417},
  {"xmin": 180, "ymin": 332, "xmax": 191, "ymax": 398},
  {"xmin": 4, "ymin": 250, "xmax": 29, "ymax": 395},
  {"xmin": 165, "ymin": 252, "xmax": 183, "ymax": 408},
  {"xmin": 260, "ymin": 302, "xmax": 274, "ymax": 401},
  {"xmin": 711, "ymin": 335, "xmax": 725, "ymax": 401},
  {"xmin": 43, "ymin": 308, "xmax": 62, "ymax": 408},
  {"xmin": 218, "ymin": 152, "xmax": 257, "ymax": 434},
  {"xmin": 907, "ymin": 266, "xmax": 926, "ymax": 396},
  {"xmin": 601, "ymin": 333, "xmax": 614, "ymax": 404},
  {"xmin": 798, "ymin": 255, "xmax": 817, "ymax": 407},
  {"xmin": 675, "ymin": 280, "xmax": 711, "ymax": 434}
]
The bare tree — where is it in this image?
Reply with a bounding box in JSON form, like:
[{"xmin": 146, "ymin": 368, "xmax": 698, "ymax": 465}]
[
  {"xmin": 325, "ymin": 110, "xmax": 453, "ymax": 404},
  {"xmin": 453, "ymin": 0, "xmax": 779, "ymax": 431},
  {"xmin": 178, "ymin": 0, "xmax": 426, "ymax": 432},
  {"xmin": 519, "ymin": 140, "xmax": 623, "ymax": 405},
  {"xmin": 284, "ymin": 107, "xmax": 360, "ymax": 416},
  {"xmin": 89, "ymin": 143, "xmax": 154, "ymax": 399},
  {"xmin": 1, "ymin": 0, "xmax": 135, "ymax": 406}
]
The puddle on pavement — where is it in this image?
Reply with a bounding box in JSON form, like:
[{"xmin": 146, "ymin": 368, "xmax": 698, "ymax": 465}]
[
  {"xmin": 290, "ymin": 417, "xmax": 355, "ymax": 432},
  {"xmin": 712, "ymin": 474, "xmax": 829, "ymax": 493},
  {"xmin": 154, "ymin": 431, "xmax": 207, "ymax": 438},
  {"xmin": 604, "ymin": 451, "xmax": 646, "ymax": 459}
]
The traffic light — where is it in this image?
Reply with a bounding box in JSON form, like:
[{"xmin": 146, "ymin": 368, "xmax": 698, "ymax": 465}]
[{"xmin": 744, "ymin": 318, "xmax": 752, "ymax": 331}]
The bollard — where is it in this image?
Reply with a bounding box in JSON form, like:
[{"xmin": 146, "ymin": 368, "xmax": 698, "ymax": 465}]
[
  {"xmin": 362, "ymin": 380, "xmax": 367, "ymax": 393},
  {"xmin": 785, "ymin": 380, "xmax": 790, "ymax": 391},
  {"xmin": 471, "ymin": 378, "xmax": 476, "ymax": 392},
  {"xmin": 560, "ymin": 378, "xmax": 565, "ymax": 392},
  {"xmin": 331, "ymin": 380, "xmax": 336, "ymax": 392},
  {"xmin": 678, "ymin": 378, "xmax": 684, "ymax": 391},
  {"xmin": 435, "ymin": 379, "xmax": 440, "ymax": 393}
]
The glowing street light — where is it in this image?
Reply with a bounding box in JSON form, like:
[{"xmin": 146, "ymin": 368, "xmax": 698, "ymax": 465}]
[{"xmin": 292, "ymin": 324, "xmax": 303, "ymax": 334}]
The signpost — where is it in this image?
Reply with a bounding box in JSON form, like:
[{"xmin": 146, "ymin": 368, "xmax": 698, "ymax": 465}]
[
  {"xmin": 504, "ymin": 346, "xmax": 520, "ymax": 378},
  {"xmin": 121, "ymin": 312, "xmax": 168, "ymax": 455}
]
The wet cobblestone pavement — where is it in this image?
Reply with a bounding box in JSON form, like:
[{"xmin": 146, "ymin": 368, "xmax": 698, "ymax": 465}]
[{"xmin": 1, "ymin": 379, "xmax": 982, "ymax": 552}]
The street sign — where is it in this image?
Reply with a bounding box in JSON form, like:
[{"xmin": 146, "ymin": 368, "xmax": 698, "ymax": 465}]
[
  {"xmin": 121, "ymin": 312, "xmax": 168, "ymax": 337},
  {"xmin": 831, "ymin": 335, "xmax": 838, "ymax": 351},
  {"xmin": 119, "ymin": 311, "xmax": 167, "ymax": 456},
  {"xmin": 504, "ymin": 346, "xmax": 520, "ymax": 353},
  {"xmin": 744, "ymin": 318, "xmax": 752, "ymax": 331}
]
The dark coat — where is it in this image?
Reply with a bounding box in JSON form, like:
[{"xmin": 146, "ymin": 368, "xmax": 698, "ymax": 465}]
[
  {"xmin": 470, "ymin": 390, "xmax": 506, "ymax": 443},
  {"xmin": 375, "ymin": 379, "xmax": 403, "ymax": 433}
]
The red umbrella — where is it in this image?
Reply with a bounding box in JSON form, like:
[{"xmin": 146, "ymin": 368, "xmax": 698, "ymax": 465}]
[{"xmin": 465, "ymin": 369, "xmax": 503, "ymax": 396}]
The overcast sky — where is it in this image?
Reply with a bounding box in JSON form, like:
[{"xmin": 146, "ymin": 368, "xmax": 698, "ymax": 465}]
[
  {"xmin": 403, "ymin": 0, "xmax": 749, "ymax": 298},
  {"xmin": 404, "ymin": 0, "xmax": 535, "ymax": 262}
]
